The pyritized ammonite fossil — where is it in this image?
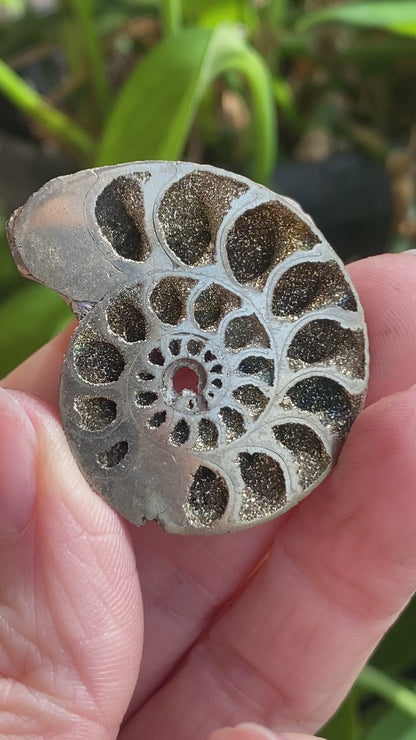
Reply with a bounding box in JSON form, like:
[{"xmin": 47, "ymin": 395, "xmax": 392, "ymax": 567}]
[{"xmin": 7, "ymin": 161, "xmax": 369, "ymax": 534}]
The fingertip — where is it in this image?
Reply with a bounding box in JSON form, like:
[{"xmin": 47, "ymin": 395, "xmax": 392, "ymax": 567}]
[
  {"xmin": 335, "ymin": 383, "xmax": 416, "ymax": 493},
  {"xmin": 347, "ymin": 253, "xmax": 416, "ymax": 406}
]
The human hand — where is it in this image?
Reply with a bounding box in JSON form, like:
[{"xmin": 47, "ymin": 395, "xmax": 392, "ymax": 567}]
[{"xmin": 1, "ymin": 252, "xmax": 416, "ymax": 740}]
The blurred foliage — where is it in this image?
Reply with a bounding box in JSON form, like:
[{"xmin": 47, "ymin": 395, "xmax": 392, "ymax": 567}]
[
  {"xmin": 0, "ymin": 4, "xmax": 415, "ymax": 735},
  {"xmin": 298, "ymin": 2, "xmax": 416, "ymax": 37},
  {"xmin": 1, "ymin": 0, "xmax": 414, "ymax": 376},
  {"xmin": 96, "ymin": 23, "xmax": 276, "ymax": 177}
]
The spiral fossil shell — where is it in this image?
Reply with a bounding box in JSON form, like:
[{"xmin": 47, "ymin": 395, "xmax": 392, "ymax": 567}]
[{"xmin": 7, "ymin": 161, "xmax": 369, "ymax": 534}]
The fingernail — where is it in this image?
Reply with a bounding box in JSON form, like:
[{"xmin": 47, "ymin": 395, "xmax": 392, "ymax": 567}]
[
  {"xmin": 208, "ymin": 728, "xmax": 233, "ymax": 740},
  {"xmin": 0, "ymin": 388, "xmax": 37, "ymax": 537},
  {"xmin": 209, "ymin": 723, "xmax": 282, "ymax": 740},
  {"xmin": 235, "ymin": 724, "xmax": 282, "ymax": 739}
]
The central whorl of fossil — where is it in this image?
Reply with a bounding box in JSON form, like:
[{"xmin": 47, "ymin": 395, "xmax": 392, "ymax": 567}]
[{"xmin": 8, "ymin": 162, "xmax": 369, "ymax": 534}]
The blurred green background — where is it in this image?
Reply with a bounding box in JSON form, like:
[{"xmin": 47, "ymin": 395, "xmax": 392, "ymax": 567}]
[{"xmin": 0, "ymin": 1, "xmax": 415, "ymax": 737}]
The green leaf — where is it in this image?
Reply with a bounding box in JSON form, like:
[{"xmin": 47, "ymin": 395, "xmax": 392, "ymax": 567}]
[
  {"xmin": 319, "ymin": 693, "xmax": 358, "ymax": 740},
  {"xmin": 66, "ymin": 0, "xmax": 110, "ymax": 117},
  {"xmin": 0, "ymin": 220, "xmax": 21, "ymax": 298},
  {"xmin": 0, "ymin": 0, "xmax": 25, "ymax": 18},
  {"xmin": 0, "ymin": 284, "xmax": 71, "ymax": 378},
  {"xmin": 298, "ymin": 2, "xmax": 416, "ymax": 39},
  {"xmin": 260, "ymin": 0, "xmax": 290, "ymax": 30},
  {"xmin": 0, "ymin": 243, "xmax": 20, "ymax": 297},
  {"xmin": 96, "ymin": 1, "xmax": 160, "ymax": 35},
  {"xmin": 0, "ymin": 58, "xmax": 94, "ymax": 158},
  {"xmin": 183, "ymin": 0, "xmax": 258, "ymax": 32},
  {"xmin": 371, "ymin": 596, "xmax": 416, "ymax": 675},
  {"xmin": 273, "ymin": 76, "xmax": 301, "ymax": 131},
  {"xmin": 97, "ymin": 24, "xmax": 276, "ymax": 183},
  {"xmin": 361, "ymin": 708, "xmax": 416, "ymax": 740},
  {"xmin": 357, "ymin": 665, "xmax": 416, "ymax": 719},
  {"xmin": 0, "ymin": 6, "xmax": 63, "ymax": 60}
]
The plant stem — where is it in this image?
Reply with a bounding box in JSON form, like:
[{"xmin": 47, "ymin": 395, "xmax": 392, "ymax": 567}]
[
  {"xmin": 69, "ymin": 0, "xmax": 109, "ymax": 118},
  {"xmin": 163, "ymin": 0, "xmax": 182, "ymax": 36},
  {"xmin": 357, "ymin": 665, "xmax": 416, "ymax": 719},
  {"xmin": 232, "ymin": 50, "xmax": 277, "ymax": 184},
  {"xmin": 0, "ymin": 58, "xmax": 94, "ymax": 158},
  {"xmin": 273, "ymin": 76, "xmax": 302, "ymax": 132},
  {"xmin": 272, "ymin": 0, "xmax": 289, "ymax": 29}
]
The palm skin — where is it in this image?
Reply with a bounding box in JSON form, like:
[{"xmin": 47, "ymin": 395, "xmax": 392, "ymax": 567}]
[{"xmin": 1, "ymin": 252, "xmax": 416, "ymax": 740}]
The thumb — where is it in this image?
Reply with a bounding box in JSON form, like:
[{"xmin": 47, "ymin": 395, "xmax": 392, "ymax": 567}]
[
  {"xmin": 209, "ymin": 723, "xmax": 324, "ymax": 740},
  {"xmin": 0, "ymin": 389, "xmax": 142, "ymax": 739}
]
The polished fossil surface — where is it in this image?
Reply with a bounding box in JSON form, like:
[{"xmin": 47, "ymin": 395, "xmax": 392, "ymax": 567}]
[{"xmin": 7, "ymin": 161, "xmax": 369, "ymax": 534}]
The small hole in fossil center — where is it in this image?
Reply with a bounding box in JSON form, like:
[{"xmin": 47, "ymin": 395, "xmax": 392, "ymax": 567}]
[{"xmin": 173, "ymin": 366, "xmax": 200, "ymax": 394}]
